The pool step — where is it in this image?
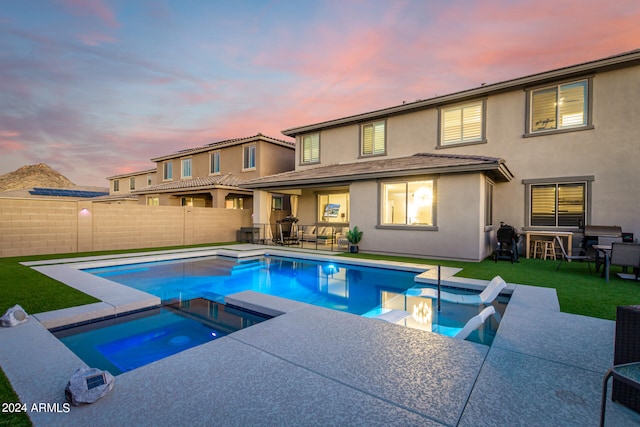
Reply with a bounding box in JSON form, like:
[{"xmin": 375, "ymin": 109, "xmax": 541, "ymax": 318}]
[{"xmin": 230, "ymin": 260, "xmax": 265, "ymax": 275}]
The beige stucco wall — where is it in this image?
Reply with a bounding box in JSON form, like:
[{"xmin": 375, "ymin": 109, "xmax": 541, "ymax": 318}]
[
  {"xmin": 289, "ymin": 65, "xmax": 640, "ymax": 258},
  {"xmin": 0, "ymin": 198, "xmax": 251, "ymax": 258},
  {"xmin": 348, "ymin": 174, "xmax": 486, "ymax": 261}
]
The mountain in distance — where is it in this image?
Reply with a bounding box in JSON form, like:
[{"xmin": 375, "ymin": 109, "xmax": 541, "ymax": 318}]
[{"xmin": 0, "ymin": 163, "xmax": 75, "ymax": 192}]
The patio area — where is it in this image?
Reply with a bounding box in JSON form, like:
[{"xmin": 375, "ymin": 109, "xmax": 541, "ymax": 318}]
[{"xmin": 2, "ymin": 244, "xmax": 640, "ymax": 426}]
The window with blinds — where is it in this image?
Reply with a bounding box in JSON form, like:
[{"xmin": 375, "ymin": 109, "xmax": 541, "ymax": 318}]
[
  {"xmin": 530, "ymin": 80, "xmax": 588, "ymax": 133},
  {"xmin": 301, "ymin": 133, "xmax": 320, "ymax": 163},
  {"xmin": 361, "ymin": 121, "xmax": 385, "ymax": 156},
  {"xmin": 441, "ymin": 101, "xmax": 484, "ymax": 145},
  {"xmin": 531, "ymin": 182, "xmax": 585, "ymax": 227}
]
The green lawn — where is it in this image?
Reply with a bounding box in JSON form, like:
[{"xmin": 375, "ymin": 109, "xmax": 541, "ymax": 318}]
[
  {"xmin": 1, "ymin": 245, "xmax": 639, "ymax": 426},
  {"xmin": 340, "ymin": 252, "xmax": 640, "ymax": 320}
]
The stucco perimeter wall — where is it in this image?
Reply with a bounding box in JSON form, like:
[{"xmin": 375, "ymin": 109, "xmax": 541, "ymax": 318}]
[{"xmin": 0, "ymin": 198, "xmax": 251, "ymax": 257}]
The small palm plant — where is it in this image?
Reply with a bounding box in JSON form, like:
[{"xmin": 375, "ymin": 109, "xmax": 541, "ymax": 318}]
[{"xmin": 346, "ymin": 226, "xmax": 363, "ymax": 253}]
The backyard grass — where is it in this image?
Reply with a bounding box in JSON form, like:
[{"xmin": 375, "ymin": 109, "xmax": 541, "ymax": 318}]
[
  {"xmin": 1, "ymin": 244, "xmax": 640, "ymax": 426},
  {"xmin": 340, "ymin": 252, "xmax": 640, "ymax": 320}
]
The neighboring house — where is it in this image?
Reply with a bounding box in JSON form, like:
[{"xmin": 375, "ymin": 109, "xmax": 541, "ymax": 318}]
[
  {"xmin": 105, "ymin": 168, "xmax": 157, "ymax": 204},
  {"xmin": 130, "ymin": 134, "xmax": 295, "ymax": 209},
  {"xmin": 243, "ymin": 50, "xmax": 640, "ymax": 261}
]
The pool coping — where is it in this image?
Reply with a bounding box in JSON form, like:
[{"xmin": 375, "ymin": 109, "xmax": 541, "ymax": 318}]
[
  {"xmin": 24, "ymin": 244, "xmax": 482, "ymax": 329},
  {"xmin": 3, "ymin": 245, "xmax": 640, "ymax": 425}
]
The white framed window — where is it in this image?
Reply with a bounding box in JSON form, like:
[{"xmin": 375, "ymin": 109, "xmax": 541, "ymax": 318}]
[
  {"xmin": 361, "ymin": 120, "xmax": 386, "ymax": 156},
  {"xmin": 439, "ymin": 100, "xmax": 485, "ymax": 146},
  {"xmin": 317, "ymin": 193, "xmax": 349, "ymax": 223},
  {"xmin": 210, "ymin": 151, "xmax": 220, "ymax": 174},
  {"xmin": 243, "ymin": 145, "xmax": 256, "ymax": 170},
  {"xmin": 163, "ymin": 161, "xmax": 173, "ymax": 180},
  {"xmin": 129, "ymin": 177, "xmax": 135, "ymax": 190},
  {"xmin": 181, "ymin": 158, "xmax": 192, "ymax": 178},
  {"xmin": 527, "ymin": 79, "xmax": 590, "ymax": 134},
  {"xmin": 381, "ymin": 179, "xmax": 435, "ymax": 226},
  {"xmin": 113, "ymin": 180, "xmax": 120, "ymax": 192},
  {"xmin": 301, "ymin": 133, "xmax": 320, "ymax": 163},
  {"xmin": 524, "ymin": 176, "xmax": 593, "ymax": 228}
]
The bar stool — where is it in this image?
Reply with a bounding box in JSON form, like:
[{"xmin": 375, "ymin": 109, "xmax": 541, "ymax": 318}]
[
  {"xmin": 543, "ymin": 240, "xmax": 556, "ymax": 260},
  {"xmin": 531, "ymin": 240, "xmax": 545, "ymax": 258}
]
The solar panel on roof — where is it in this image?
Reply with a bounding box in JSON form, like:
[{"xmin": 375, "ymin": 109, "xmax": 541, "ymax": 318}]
[{"xmin": 29, "ymin": 188, "xmax": 109, "ymax": 198}]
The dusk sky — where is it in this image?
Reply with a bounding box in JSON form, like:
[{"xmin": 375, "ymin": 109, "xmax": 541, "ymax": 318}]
[{"xmin": 1, "ymin": 0, "xmax": 639, "ymax": 187}]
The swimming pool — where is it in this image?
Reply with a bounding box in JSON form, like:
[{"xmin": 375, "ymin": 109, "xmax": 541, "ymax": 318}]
[
  {"xmin": 53, "ymin": 298, "xmax": 269, "ymax": 375},
  {"xmin": 83, "ymin": 254, "xmax": 506, "ymax": 345},
  {"xmin": 84, "ymin": 255, "xmax": 419, "ymax": 315}
]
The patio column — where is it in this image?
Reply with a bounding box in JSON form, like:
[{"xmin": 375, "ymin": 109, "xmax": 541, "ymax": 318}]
[{"xmin": 252, "ymin": 190, "xmax": 272, "ymax": 241}]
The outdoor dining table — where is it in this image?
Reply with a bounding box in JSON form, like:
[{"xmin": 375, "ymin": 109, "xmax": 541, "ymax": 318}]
[{"xmin": 593, "ymin": 244, "xmax": 612, "ymax": 282}]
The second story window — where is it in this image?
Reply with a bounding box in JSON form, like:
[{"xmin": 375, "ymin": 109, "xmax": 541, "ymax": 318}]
[
  {"xmin": 113, "ymin": 180, "xmax": 120, "ymax": 192},
  {"xmin": 527, "ymin": 79, "xmax": 590, "ymax": 135},
  {"xmin": 210, "ymin": 151, "xmax": 220, "ymax": 174},
  {"xmin": 361, "ymin": 120, "xmax": 386, "ymax": 156},
  {"xmin": 163, "ymin": 161, "xmax": 173, "ymax": 180},
  {"xmin": 301, "ymin": 133, "xmax": 320, "ymax": 163},
  {"xmin": 440, "ymin": 100, "xmax": 485, "ymax": 146},
  {"xmin": 147, "ymin": 174, "xmax": 152, "ymax": 186},
  {"xmin": 243, "ymin": 145, "xmax": 256, "ymax": 170},
  {"xmin": 181, "ymin": 158, "xmax": 192, "ymax": 178},
  {"xmin": 129, "ymin": 177, "xmax": 135, "ymax": 190}
]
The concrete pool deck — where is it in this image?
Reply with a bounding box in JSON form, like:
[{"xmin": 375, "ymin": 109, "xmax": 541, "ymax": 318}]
[{"xmin": 2, "ymin": 245, "xmax": 640, "ymax": 426}]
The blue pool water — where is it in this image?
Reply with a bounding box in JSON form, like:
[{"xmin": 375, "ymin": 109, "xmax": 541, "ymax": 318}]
[
  {"xmin": 83, "ymin": 255, "xmax": 506, "ymax": 346},
  {"xmin": 85, "ymin": 255, "xmax": 418, "ymax": 315},
  {"xmin": 54, "ymin": 298, "xmax": 268, "ymax": 375}
]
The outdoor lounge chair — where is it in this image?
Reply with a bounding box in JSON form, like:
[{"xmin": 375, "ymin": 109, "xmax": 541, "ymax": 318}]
[
  {"xmin": 405, "ymin": 275, "xmax": 506, "ymax": 305},
  {"xmin": 555, "ymin": 236, "xmax": 592, "ymax": 273},
  {"xmin": 432, "ymin": 306, "xmax": 496, "ymax": 340}
]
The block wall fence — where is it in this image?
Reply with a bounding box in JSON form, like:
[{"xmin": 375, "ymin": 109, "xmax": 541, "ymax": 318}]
[{"xmin": 0, "ymin": 198, "xmax": 252, "ymax": 258}]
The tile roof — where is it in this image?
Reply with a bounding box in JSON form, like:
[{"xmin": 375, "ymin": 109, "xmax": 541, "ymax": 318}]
[
  {"xmin": 131, "ymin": 174, "xmax": 245, "ymax": 194},
  {"xmin": 150, "ymin": 134, "xmax": 295, "ymax": 162},
  {"xmin": 106, "ymin": 168, "xmax": 157, "ymax": 180},
  {"xmin": 241, "ymin": 153, "xmax": 513, "ymax": 189}
]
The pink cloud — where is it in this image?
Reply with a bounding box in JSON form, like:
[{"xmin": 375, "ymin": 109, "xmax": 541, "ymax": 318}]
[
  {"xmin": 59, "ymin": 0, "xmax": 119, "ymax": 28},
  {"xmin": 78, "ymin": 31, "xmax": 116, "ymax": 46}
]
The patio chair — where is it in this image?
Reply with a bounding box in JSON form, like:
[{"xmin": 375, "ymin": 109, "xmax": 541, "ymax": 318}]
[
  {"xmin": 405, "ymin": 275, "xmax": 506, "ymax": 305},
  {"xmin": 610, "ymin": 242, "xmax": 640, "ymax": 280},
  {"xmin": 432, "ymin": 306, "xmax": 496, "ymax": 340},
  {"xmin": 555, "ymin": 236, "xmax": 592, "ymax": 273}
]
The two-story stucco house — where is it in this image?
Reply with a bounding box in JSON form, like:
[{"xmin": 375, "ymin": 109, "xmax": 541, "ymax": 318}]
[
  {"xmin": 243, "ymin": 50, "xmax": 640, "ymax": 261},
  {"xmin": 106, "ymin": 168, "xmax": 157, "ymax": 204},
  {"xmin": 107, "ymin": 134, "xmax": 295, "ymax": 210}
]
